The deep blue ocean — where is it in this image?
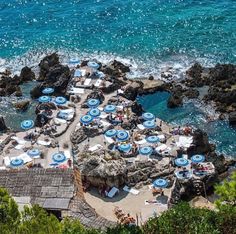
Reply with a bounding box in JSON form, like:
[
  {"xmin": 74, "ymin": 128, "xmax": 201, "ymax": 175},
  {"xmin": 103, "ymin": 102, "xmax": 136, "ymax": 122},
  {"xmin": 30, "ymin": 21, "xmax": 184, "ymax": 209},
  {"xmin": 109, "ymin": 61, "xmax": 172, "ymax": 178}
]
[{"xmin": 0, "ymin": 0, "xmax": 235, "ymax": 156}]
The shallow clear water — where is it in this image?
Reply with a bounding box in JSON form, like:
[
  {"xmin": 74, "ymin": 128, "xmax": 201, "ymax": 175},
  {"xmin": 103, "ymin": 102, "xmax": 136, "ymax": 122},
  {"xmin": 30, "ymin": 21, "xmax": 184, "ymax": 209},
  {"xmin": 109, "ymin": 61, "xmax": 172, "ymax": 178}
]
[{"xmin": 137, "ymin": 92, "xmax": 236, "ymax": 157}]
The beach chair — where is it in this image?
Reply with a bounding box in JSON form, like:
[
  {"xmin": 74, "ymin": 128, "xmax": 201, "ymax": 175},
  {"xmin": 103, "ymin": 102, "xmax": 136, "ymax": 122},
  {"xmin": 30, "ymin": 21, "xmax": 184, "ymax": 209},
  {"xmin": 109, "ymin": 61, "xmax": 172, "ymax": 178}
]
[
  {"xmin": 88, "ymin": 144, "xmax": 102, "ymax": 152},
  {"xmin": 137, "ymin": 124, "xmax": 145, "ymax": 130},
  {"xmin": 104, "ymin": 136, "xmax": 115, "ymax": 144},
  {"xmin": 107, "ymin": 187, "xmax": 119, "ymax": 198},
  {"xmin": 94, "ymin": 79, "xmax": 102, "ymax": 87},
  {"xmin": 84, "ymin": 78, "xmax": 91, "ymax": 86}
]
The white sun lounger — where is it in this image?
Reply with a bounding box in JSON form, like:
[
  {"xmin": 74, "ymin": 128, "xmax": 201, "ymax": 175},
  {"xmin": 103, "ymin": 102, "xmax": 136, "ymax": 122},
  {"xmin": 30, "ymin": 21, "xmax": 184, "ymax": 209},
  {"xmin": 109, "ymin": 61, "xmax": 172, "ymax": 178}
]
[
  {"xmin": 64, "ymin": 150, "xmax": 71, "ymax": 159},
  {"xmin": 88, "ymin": 144, "xmax": 102, "ymax": 152},
  {"xmin": 60, "ymin": 109, "xmax": 74, "ymax": 114},
  {"xmin": 107, "ymin": 187, "xmax": 119, "ymax": 198},
  {"xmin": 84, "ymin": 78, "xmax": 91, "ymax": 86},
  {"xmin": 123, "ymin": 185, "xmax": 140, "ymax": 195},
  {"xmin": 3, "ymin": 156, "xmax": 10, "ymax": 167},
  {"xmin": 117, "ymin": 105, "xmax": 124, "ymax": 110},
  {"xmin": 155, "ymin": 144, "xmax": 168, "ymax": 152},
  {"xmin": 118, "ymin": 89, "xmax": 124, "ymax": 94},
  {"xmin": 14, "ymin": 144, "xmax": 24, "ymax": 150},
  {"xmin": 104, "ymin": 136, "xmax": 114, "ymax": 144},
  {"xmin": 100, "ymin": 120, "xmax": 111, "ymax": 127},
  {"xmin": 54, "ymin": 118, "xmax": 67, "ymax": 124},
  {"xmin": 19, "ymin": 153, "xmax": 33, "ymax": 164},
  {"xmin": 137, "ymin": 124, "xmax": 145, "ymax": 130},
  {"xmin": 134, "ymin": 139, "xmax": 147, "ymax": 145},
  {"xmin": 80, "ymin": 69, "xmax": 86, "ymax": 76},
  {"xmin": 11, "ymin": 136, "xmax": 27, "ymax": 145},
  {"xmin": 94, "ymin": 79, "xmax": 102, "ymax": 87},
  {"xmin": 68, "ymin": 88, "xmax": 85, "ymax": 94},
  {"xmin": 176, "ymin": 136, "xmax": 193, "ymax": 148},
  {"xmin": 37, "ymin": 140, "xmax": 51, "ymax": 146},
  {"xmin": 100, "ymin": 113, "xmax": 108, "ymax": 119}
]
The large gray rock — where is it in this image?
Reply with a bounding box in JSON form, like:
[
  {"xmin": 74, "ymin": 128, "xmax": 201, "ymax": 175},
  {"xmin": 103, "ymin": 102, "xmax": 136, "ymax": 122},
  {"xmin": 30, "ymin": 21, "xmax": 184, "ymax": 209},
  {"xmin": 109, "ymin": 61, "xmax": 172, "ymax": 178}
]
[
  {"xmin": 0, "ymin": 116, "xmax": 7, "ymax": 131},
  {"xmin": 229, "ymin": 111, "xmax": 236, "ymax": 126},
  {"xmin": 20, "ymin": 66, "xmax": 35, "ymax": 82},
  {"xmin": 13, "ymin": 100, "xmax": 30, "ymax": 111}
]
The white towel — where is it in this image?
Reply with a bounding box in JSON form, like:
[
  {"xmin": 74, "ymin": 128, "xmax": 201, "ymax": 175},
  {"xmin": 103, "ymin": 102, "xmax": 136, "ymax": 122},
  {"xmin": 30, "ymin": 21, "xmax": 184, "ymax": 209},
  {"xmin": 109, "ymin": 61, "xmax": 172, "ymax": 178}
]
[
  {"xmin": 84, "ymin": 78, "xmax": 91, "ymax": 86},
  {"xmin": 89, "ymin": 144, "xmax": 102, "ymax": 152},
  {"xmin": 94, "ymin": 79, "xmax": 102, "ymax": 87},
  {"xmin": 123, "ymin": 185, "xmax": 140, "ymax": 195},
  {"xmin": 137, "ymin": 124, "xmax": 145, "ymax": 130},
  {"xmin": 54, "ymin": 118, "xmax": 67, "ymax": 124}
]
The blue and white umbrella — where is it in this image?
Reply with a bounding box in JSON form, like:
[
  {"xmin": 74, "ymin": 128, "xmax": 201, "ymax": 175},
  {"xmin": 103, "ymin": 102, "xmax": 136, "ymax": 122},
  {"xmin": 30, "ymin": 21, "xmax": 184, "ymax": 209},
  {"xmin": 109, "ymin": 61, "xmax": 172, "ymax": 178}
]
[
  {"xmin": 27, "ymin": 148, "xmax": 41, "ymax": 158},
  {"xmin": 153, "ymin": 178, "xmax": 168, "ymax": 188},
  {"xmin": 87, "ymin": 99, "xmax": 100, "ymax": 108},
  {"xmin": 95, "ymin": 71, "xmax": 105, "ymax": 78},
  {"xmin": 146, "ymin": 135, "xmax": 160, "ymax": 144},
  {"xmin": 87, "ymin": 61, "xmax": 99, "ymax": 69},
  {"xmin": 175, "ymin": 158, "xmax": 189, "ymax": 167},
  {"xmin": 74, "ymin": 69, "xmax": 82, "ymax": 77},
  {"xmin": 139, "ymin": 146, "xmax": 153, "ymax": 155},
  {"xmin": 55, "ymin": 96, "xmax": 67, "ymax": 105},
  {"xmin": 191, "ymin": 154, "xmax": 205, "ymax": 163},
  {"xmin": 118, "ymin": 143, "xmax": 132, "ymax": 152},
  {"xmin": 116, "ymin": 130, "xmax": 129, "ymax": 141},
  {"xmin": 143, "ymin": 120, "xmax": 156, "ymax": 129},
  {"xmin": 105, "ymin": 129, "xmax": 117, "ymax": 137},
  {"xmin": 38, "ymin": 95, "xmax": 51, "ymax": 103},
  {"xmin": 80, "ymin": 115, "xmax": 93, "ymax": 125},
  {"xmin": 21, "ymin": 120, "xmax": 34, "ymax": 130},
  {"xmin": 142, "ymin": 112, "xmax": 155, "ymax": 121},
  {"xmin": 52, "ymin": 152, "xmax": 66, "ymax": 163},
  {"xmin": 88, "ymin": 108, "xmax": 101, "ymax": 117},
  {"xmin": 10, "ymin": 158, "xmax": 24, "ymax": 168},
  {"xmin": 42, "ymin": 87, "xmax": 54, "ymax": 95},
  {"xmin": 69, "ymin": 58, "xmax": 80, "ymax": 65},
  {"xmin": 104, "ymin": 104, "xmax": 116, "ymax": 113}
]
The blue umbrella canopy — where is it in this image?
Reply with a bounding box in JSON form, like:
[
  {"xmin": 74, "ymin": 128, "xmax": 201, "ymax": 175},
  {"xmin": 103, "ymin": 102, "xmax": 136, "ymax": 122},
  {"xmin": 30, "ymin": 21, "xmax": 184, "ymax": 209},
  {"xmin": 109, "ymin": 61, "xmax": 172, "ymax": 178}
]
[
  {"xmin": 38, "ymin": 95, "xmax": 51, "ymax": 103},
  {"xmin": 88, "ymin": 108, "xmax": 101, "ymax": 117},
  {"xmin": 74, "ymin": 69, "xmax": 82, "ymax": 77},
  {"xmin": 52, "ymin": 152, "xmax": 66, "ymax": 163},
  {"xmin": 146, "ymin": 135, "xmax": 160, "ymax": 144},
  {"xmin": 104, "ymin": 104, "xmax": 116, "ymax": 113},
  {"xmin": 69, "ymin": 58, "xmax": 80, "ymax": 64},
  {"xmin": 27, "ymin": 148, "xmax": 41, "ymax": 158},
  {"xmin": 80, "ymin": 115, "xmax": 93, "ymax": 125},
  {"xmin": 42, "ymin": 87, "xmax": 54, "ymax": 95},
  {"xmin": 10, "ymin": 158, "xmax": 24, "ymax": 168},
  {"xmin": 118, "ymin": 143, "xmax": 132, "ymax": 152},
  {"xmin": 142, "ymin": 112, "xmax": 155, "ymax": 121},
  {"xmin": 87, "ymin": 98, "xmax": 100, "ymax": 108},
  {"xmin": 143, "ymin": 120, "xmax": 156, "ymax": 129},
  {"xmin": 55, "ymin": 96, "xmax": 67, "ymax": 105},
  {"xmin": 21, "ymin": 120, "xmax": 34, "ymax": 130},
  {"xmin": 175, "ymin": 158, "xmax": 189, "ymax": 167},
  {"xmin": 87, "ymin": 61, "xmax": 99, "ymax": 69},
  {"xmin": 139, "ymin": 146, "xmax": 153, "ymax": 155},
  {"xmin": 116, "ymin": 130, "xmax": 129, "ymax": 141},
  {"xmin": 105, "ymin": 129, "xmax": 117, "ymax": 137},
  {"xmin": 153, "ymin": 178, "xmax": 168, "ymax": 188},
  {"xmin": 191, "ymin": 154, "xmax": 205, "ymax": 163}
]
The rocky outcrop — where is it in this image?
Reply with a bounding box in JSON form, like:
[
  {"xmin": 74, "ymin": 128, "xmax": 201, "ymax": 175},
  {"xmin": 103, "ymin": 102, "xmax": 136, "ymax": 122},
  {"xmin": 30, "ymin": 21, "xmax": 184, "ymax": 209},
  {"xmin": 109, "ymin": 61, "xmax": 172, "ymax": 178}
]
[
  {"xmin": 167, "ymin": 94, "xmax": 183, "ymax": 108},
  {"xmin": 13, "ymin": 100, "xmax": 30, "ymax": 111},
  {"xmin": 20, "ymin": 66, "xmax": 35, "ymax": 82},
  {"xmin": 131, "ymin": 101, "xmax": 143, "ymax": 116},
  {"xmin": 229, "ymin": 112, "xmax": 236, "ymax": 126},
  {"xmin": 86, "ymin": 90, "xmax": 105, "ymax": 104},
  {"xmin": 122, "ymin": 81, "xmax": 143, "ymax": 101},
  {"xmin": 0, "ymin": 116, "xmax": 7, "ymax": 131}
]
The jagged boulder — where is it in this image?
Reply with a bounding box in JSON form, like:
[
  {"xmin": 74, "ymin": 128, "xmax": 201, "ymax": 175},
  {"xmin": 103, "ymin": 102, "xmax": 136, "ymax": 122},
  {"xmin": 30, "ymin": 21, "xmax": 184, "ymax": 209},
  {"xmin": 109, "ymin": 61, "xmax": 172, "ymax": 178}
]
[
  {"xmin": 13, "ymin": 100, "xmax": 30, "ymax": 111},
  {"xmin": 167, "ymin": 94, "xmax": 183, "ymax": 108},
  {"xmin": 229, "ymin": 111, "xmax": 236, "ymax": 126},
  {"xmin": 0, "ymin": 116, "xmax": 7, "ymax": 131},
  {"xmin": 20, "ymin": 66, "xmax": 35, "ymax": 82},
  {"xmin": 186, "ymin": 63, "xmax": 203, "ymax": 79}
]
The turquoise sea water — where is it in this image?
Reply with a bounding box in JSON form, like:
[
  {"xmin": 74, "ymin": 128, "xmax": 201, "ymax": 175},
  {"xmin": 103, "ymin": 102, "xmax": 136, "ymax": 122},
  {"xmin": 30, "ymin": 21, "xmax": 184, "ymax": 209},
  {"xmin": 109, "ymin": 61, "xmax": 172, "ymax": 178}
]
[{"xmin": 0, "ymin": 1, "xmax": 235, "ymax": 155}]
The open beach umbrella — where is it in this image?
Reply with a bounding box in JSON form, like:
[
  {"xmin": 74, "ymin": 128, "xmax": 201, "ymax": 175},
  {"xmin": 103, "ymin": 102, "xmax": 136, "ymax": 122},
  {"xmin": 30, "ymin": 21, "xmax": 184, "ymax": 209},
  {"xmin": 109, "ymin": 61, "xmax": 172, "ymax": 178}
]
[
  {"xmin": 88, "ymin": 108, "xmax": 101, "ymax": 117},
  {"xmin": 105, "ymin": 129, "xmax": 117, "ymax": 138},
  {"xmin": 10, "ymin": 158, "xmax": 24, "ymax": 168},
  {"xmin": 142, "ymin": 112, "xmax": 155, "ymax": 121},
  {"xmin": 153, "ymin": 178, "xmax": 168, "ymax": 188},
  {"xmin": 118, "ymin": 143, "xmax": 132, "ymax": 152},
  {"xmin": 139, "ymin": 146, "xmax": 153, "ymax": 156},
  {"xmin": 69, "ymin": 58, "xmax": 80, "ymax": 65},
  {"xmin": 87, "ymin": 61, "xmax": 99, "ymax": 69},
  {"xmin": 143, "ymin": 120, "xmax": 156, "ymax": 129},
  {"xmin": 52, "ymin": 152, "xmax": 66, "ymax": 163},
  {"xmin": 116, "ymin": 130, "xmax": 129, "ymax": 142},
  {"xmin": 95, "ymin": 71, "xmax": 105, "ymax": 78},
  {"xmin": 87, "ymin": 98, "xmax": 100, "ymax": 108},
  {"xmin": 27, "ymin": 148, "xmax": 41, "ymax": 158},
  {"xmin": 38, "ymin": 95, "xmax": 51, "ymax": 103},
  {"xmin": 175, "ymin": 158, "xmax": 189, "ymax": 167},
  {"xmin": 80, "ymin": 115, "xmax": 93, "ymax": 125},
  {"xmin": 21, "ymin": 119, "xmax": 34, "ymax": 130},
  {"xmin": 42, "ymin": 87, "xmax": 54, "ymax": 95},
  {"xmin": 74, "ymin": 69, "xmax": 82, "ymax": 77},
  {"xmin": 146, "ymin": 135, "xmax": 160, "ymax": 144},
  {"xmin": 55, "ymin": 96, "xmax": 67, "ymax": 105},
  {"xmin": 191, "ymin": 154, "xmax": 205, "ymax": 163},
  {"xmin": 104, "ymin": 104, "xmax": 116, "ymax": 113}
]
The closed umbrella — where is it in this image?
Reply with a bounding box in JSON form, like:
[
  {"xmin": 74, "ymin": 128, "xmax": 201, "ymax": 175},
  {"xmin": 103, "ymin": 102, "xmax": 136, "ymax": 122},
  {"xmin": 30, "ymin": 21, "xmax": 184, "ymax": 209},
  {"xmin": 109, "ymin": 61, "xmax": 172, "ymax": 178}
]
[
  {"xmin": 146, "ymin": 135, "xmax": 160, "ymax": 144},
  {"xmin": 42, "ymin": 87, "xmax": 54, "ymax": 95},
  {"xmin": 175, "ymin": 158, "xmax": 189, "ymax": 167},
  {"xmin": 143, "ymin": 120, "xmax": 156, "ymax": 129},
  {"xmin": 139, "ymin": 146, "xmax": 153, "ymax": 155},
  {"xmin": 191, "ymin": 155, "xmax": 205, "ymax": 163},
  {"xmin": 52, "ymin": 152, "xmax": 66, "ymax": 163},
  {"xmin": 153, "ymin": 178, "xmax": 168, "ymax": 188},
  {"xmin": 21, "ymin": 120, "xmax": 34, "ymax": 130},
  {"xmin": 87, "ymin": 99, "xmax": 100, "ymax": 108},
  {"xmin": 116, "ymin": 130, "xmax": 129, "ymax": 141},
  {"xmin": 142, "ymin": 112, "xmax": 155, "ymax": 121},
  {"xmin": 104, "ymin": 104, "xmax": 116, "ymax": 113},
  {"xmin": 88, "ymin": 108, "xmax": 101, "ymax": 117},
  {"xmin": 38, "ymin": 96, "xmax": 51, "ymax": 103},
  {"xmin": 80, "ymin": 115, "xmax": 93, "ymax": 125},
  {"xmin": 55, "ymin": 96, "xmax": 67, "ymax": 105},
  {"xmin": 10, "ymin": 158, "xmax": 24, "ymax": 168},
  {"xmin": 118, "ymin": 143, "xmax": 132, "ymax": 152},
  {"xmin": 105, "ymin": 129, "xmax": 117, "ymax": 137},
  {"xmin": 87, "ymin": 61, "xmax": 99, "ymax": 69}
]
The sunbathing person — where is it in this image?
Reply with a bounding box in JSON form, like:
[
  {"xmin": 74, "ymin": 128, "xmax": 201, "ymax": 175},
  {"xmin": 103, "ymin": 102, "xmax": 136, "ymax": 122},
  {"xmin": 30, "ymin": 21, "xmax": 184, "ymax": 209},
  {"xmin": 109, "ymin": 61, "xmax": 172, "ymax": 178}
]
[{"xmin": 152, "ymin": 187, "xmax": 164, "ymax": 196}]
